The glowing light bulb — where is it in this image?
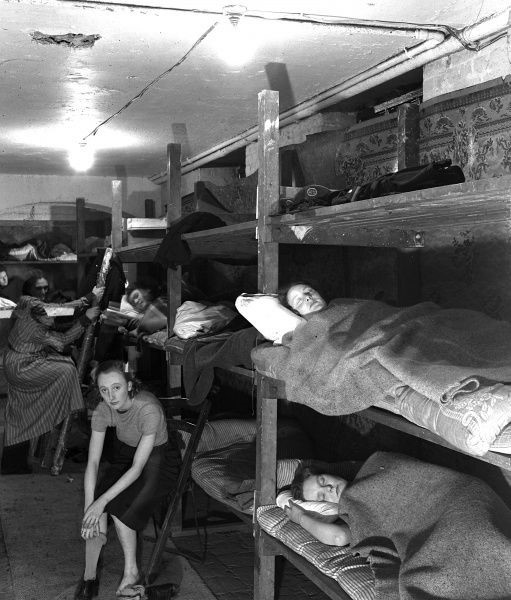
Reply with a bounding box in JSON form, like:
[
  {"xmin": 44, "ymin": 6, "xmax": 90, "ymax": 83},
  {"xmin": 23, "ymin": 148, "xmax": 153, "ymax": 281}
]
[
  {"xmin": 219, "ymin": 4, "xmax": 255, "ymax": 67},
  {"xmin": 68, "ymin": 141, "xmax": 94, "ymax": 172}
]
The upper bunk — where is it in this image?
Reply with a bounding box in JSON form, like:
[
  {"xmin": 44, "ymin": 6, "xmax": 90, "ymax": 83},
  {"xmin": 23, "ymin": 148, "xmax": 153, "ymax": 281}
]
[
  {"xmin": 269, "ymin": 174, "xmax": 511, "ymax": 249},
  {"xmin": 115, "ymin": 171, "xmax": 511, "ymax": 264},
  {"xmin": 253, "ymin": 89, "xmax": 511, "ymax": 485},
  {"xmin": 114, "ymin": 177, "xmax": 264, "ymax": 264}
]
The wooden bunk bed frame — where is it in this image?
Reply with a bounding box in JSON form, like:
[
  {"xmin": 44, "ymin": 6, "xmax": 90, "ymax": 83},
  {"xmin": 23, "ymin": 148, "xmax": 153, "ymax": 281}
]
[
  {"xmin": 253, "ymin": 89, "xmax": 511, "ymax": 600},
  {"xmin": 111, "ymin": 89, "xmax": 511, "ymax": 600}
]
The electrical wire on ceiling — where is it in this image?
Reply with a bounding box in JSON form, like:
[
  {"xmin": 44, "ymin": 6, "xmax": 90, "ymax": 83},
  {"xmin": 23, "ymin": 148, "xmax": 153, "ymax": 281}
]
[
  {"xmin": 82, "ymin": 20, "xmax": 219, "ymax": 142},
  {"xmin": 77, "ymin": 3, "xmax": 452, "ymax": 145}
]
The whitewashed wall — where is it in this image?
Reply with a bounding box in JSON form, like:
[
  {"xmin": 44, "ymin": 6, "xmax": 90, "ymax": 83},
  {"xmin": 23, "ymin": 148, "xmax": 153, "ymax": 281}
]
[{"xmin": 0, "ymin": 174, "xmax": 160, "ymax": 219}]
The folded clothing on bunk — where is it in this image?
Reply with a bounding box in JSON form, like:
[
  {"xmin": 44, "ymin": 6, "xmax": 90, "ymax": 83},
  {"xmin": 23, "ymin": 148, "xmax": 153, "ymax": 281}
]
[
  {"xmin": 173, "ymin": 301, "xmax": 237, "ymax": 340},
  {"xmin": 281, "ymin": 160, "xmax": 465, "ymax": 214},
  {"xmin": 153, "ymin": 212, "xmax": 226, "ymax": 269}
]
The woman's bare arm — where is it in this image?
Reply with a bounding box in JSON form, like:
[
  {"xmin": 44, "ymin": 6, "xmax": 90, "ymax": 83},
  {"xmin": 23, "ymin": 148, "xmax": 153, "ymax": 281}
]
[
  {"xmin": 81, "ymin": 433, "xmax": 157, "ymax": 531},
  {"xmin": 285, "ymin": 502, "xmax": 351, "ymax": 547}
]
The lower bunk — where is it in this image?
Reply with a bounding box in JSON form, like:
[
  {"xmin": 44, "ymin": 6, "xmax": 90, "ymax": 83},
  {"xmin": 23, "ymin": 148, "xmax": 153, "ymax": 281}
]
[
  {"xmin": 148, "ymin": 406, "xmax": 372, "ymax": 599},
  {"xmin": 254, "ymin": 449, "xmax": 511, "ymax": 600},
  {"xmin": 178, "ymin": 415, "xmax": 377, "ymax": 600}
]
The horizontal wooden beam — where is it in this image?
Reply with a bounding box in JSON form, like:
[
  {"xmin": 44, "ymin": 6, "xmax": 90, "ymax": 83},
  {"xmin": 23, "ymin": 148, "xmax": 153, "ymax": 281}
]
[
  {"xmin": 126, "ymin": 217, "xmax": 167, "ymax": 231},
  {"xmin": 273, "ymin": 224, "xmax": 424, "ymax": 248}
]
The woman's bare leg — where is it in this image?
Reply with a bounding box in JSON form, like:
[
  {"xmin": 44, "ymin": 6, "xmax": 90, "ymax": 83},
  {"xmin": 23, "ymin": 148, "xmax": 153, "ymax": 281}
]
[
  {"xmin": 83, "ymin": 513, "xmax": 107, "ymax": 580},
  {"xmin": 112, "ymin": 515, "xmax": 139, "ymax": 592}
]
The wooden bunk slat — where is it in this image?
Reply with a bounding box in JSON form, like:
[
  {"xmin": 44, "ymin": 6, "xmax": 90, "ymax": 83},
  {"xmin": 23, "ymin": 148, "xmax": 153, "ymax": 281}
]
[
  {"xmin": 261, "ymin": 374, "xmax": 511, "ymax": 470},
  {"xmin": 126, "ymin": 217, "xmax": 167, "ymax": 230},
  {"xmin": 184, "ymin": 220, "xmax": 257, "ymax": 259},
  {"xmin": 115, "ymin": 241, "xmax": 160, "ymax": 263},
  {"xmin": 261, "ymin": 533, "xmax": 354, "ymax": 600},
  {"xmin": 274, "ymin": 224, "xmax": 424, "ymax": 248},
  {"xmin": 271, "ymin": 175, "xmax": 511, "ymax": 246},
  {"xmin": 0, "ymin": 260, "xmax": 79, "ymax": 264},
  {"xmin": 117, "ymin": 220, "xmax": 258, "ymax": 262}
]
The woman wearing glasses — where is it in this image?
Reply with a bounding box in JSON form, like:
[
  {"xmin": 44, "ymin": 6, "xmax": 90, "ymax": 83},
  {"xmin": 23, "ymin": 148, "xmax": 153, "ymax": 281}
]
[{"xmin": 1, "ymin": 270, "xmax": 102, "ymax": 474}]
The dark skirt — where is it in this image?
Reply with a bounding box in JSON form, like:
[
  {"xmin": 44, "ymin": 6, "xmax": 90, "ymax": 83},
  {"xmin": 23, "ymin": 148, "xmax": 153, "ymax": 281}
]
[{"xmin": 95, "ymin": 436, "xmax": 181, "ymax": 531}]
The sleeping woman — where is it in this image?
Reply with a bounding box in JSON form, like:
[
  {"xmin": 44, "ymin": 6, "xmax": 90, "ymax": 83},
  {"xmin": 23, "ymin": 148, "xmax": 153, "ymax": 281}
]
[
  {"xmin": 285, "ymin": 452, "xmax": 511, "ymax": 599},
  {"xmin": 238, "ymin": 283, "xmax": 511, "ymax": 456}
]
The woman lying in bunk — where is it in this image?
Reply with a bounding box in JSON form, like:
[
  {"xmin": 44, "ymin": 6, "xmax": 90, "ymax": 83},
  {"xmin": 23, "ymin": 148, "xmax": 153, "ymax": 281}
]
[
  {"xmin": 1, "ymin": 273, "xmax": 103, "ymax": 475},
  {"xmin": 236, "ymin": 283, "xmax": 511, "ymax": 457},
  {"xmin": 284, "ymin": 451, "xmax": 511, "ymax": 599},
  {"xmin": 107, "ymin": 281, "xmax": 168, "ymax": 338},
  {"xmin": 75, "ymin": 360, "xmax": 180, "ymax": 600}
]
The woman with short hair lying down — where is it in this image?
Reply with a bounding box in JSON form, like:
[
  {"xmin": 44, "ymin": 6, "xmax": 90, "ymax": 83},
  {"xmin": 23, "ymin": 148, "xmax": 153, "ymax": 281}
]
[
  {"xmin": 285, "ymin": 452, "xmax": 511, "ymax": 599},
  {"xmin": 238, "ymin": 283, "xmax": 511, "ymax": 456}
]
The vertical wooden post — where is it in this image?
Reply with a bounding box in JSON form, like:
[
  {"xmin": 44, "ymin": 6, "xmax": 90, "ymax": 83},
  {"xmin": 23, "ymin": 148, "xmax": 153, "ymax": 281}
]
[
  {"xmin": 396, "ymin": 103, "xmax": 421, "ymax": 306},
  {"xmin": 111, "ymin": 180, "xmax": 123, "ymax": 252},
  {"xmin": 397, "ymin": 103, "xmax": 420, "ymax": 169},
  {"xmin": 165, "ymin": 144, "xmax": 182, "ymax": 400},
  {"xmin": 76, "ymin": 197, "xmax": 86, "ymax": 290},
  {"xmin": 254, "ymin": 89, "xmax": 279, "ymax": 600}
]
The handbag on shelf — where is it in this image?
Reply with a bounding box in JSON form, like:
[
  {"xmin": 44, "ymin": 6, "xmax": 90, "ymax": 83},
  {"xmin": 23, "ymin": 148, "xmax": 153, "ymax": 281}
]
[{"xmin": 344, "ymin": 159, "xmax": 465, "ymax": 204}]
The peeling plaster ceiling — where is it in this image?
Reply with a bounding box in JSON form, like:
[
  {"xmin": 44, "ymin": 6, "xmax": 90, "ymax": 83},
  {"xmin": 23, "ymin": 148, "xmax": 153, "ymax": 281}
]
[{"xmin": 0, "ymin": 0, "xmax": 508, "ymax": 178}]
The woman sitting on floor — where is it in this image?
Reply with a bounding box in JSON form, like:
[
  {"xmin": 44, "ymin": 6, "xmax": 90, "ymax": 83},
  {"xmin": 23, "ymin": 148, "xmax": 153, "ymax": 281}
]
[
  {"xmin": 285, "ymin": 452, "xmax": 511, "ymax": 599},
  {"xmin": 75, "ymin": 360, "xmax": 181, "ymax": 600}
]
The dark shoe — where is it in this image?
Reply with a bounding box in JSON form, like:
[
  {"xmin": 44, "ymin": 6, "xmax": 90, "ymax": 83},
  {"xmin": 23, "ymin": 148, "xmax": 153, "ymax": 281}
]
[
  {"xmin": 74, "ymin": 577, "xmax": 99, "ymax": 600},
  {"xmin": 146, "ymin": 583, "xmax": 180, "ymax": 599}
]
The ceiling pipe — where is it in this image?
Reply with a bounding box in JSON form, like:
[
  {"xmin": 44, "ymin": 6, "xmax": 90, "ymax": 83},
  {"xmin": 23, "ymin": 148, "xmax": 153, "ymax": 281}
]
[
  {"xmin": 56, "ymin": 0, "xmax": 452, "ymax": 41},
  {"xmin": 150, "ymin": 8, "xmax": 510, "ymax": 181}
]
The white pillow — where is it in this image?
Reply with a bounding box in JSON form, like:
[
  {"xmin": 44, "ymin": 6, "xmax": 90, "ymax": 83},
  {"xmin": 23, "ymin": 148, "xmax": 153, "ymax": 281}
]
[
  {"xmin": 276, "ymin": 490, "xmax": 339, "ymax": 523},
  {"xmin": 235, "ymin": 293, "xmax": 304, "ymax": 344}
]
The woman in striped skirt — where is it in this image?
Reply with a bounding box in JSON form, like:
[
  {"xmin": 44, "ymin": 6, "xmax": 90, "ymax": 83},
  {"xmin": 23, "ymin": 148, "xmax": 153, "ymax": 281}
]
[{"xmin": 1, "ymin": 273, "xmax": 102, "ymax": 474}]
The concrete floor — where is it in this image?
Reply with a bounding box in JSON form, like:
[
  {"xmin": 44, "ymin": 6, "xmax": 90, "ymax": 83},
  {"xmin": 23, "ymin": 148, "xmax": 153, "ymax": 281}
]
[
  {"xmin": 0, "ymin": 467, "xmax": 329, "ymax": 600},
  {"xmin": 0, "ymin": 396, "xmax": 329, "ymax": 600}
]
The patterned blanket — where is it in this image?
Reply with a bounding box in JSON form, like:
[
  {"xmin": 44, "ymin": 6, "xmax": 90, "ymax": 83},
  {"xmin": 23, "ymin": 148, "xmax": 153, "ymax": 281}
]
[{"xmin": 251, "ymin": 299, "xmax": 511, "ymax": 415}]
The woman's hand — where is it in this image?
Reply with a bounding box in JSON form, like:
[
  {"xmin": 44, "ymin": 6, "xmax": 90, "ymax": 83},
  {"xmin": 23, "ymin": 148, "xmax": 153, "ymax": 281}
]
[
  {"xmin": 92, "ymin": 285, "xmax": 105, "ymax": 301},
  {"xmin": 80, "ymin": 523, "xmax": 101, "ymax": 540},
  {"xmin": 81, "ymin": 498, "xmax": 106, "ymax": 535},
  {"xmin": 284, "ymin": 501, "xmax": 307, "ymax": 526},
  {"xmin": 85, "ymin": 306, "xmax": 101, "ymax": 321}
]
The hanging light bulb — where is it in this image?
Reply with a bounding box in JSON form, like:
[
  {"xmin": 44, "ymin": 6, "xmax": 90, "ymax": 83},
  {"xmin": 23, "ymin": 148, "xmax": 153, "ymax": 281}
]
[
  {"xmin": 68, "ymin": 141, "xmax": 95, "ymax": 172},
  {"xmin": 219, "ymin": 4, "xmax": 255, "ymax": 67}
]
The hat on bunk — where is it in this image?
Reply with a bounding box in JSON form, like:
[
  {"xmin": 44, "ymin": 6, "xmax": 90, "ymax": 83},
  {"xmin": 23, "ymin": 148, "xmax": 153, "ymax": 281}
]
[{"xmin": 283, "ymin": 184, "xmax": 347, "ymax": 213}]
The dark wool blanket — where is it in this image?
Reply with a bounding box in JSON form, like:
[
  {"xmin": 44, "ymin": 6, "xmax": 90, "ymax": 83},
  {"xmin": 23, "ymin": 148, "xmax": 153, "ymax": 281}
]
[
  {"xmin": 251, "ymin": 299, "xmax": 511, "ymax": 415},
  {"xmin": 341, "ymin": 452, "xmax": 511, "ymax": 600}
]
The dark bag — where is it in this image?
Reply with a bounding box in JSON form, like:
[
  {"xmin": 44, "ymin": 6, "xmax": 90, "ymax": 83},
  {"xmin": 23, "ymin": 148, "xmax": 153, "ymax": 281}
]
[{"xmin": 343, "ymin": 159, "xmax": 465, "ymax": 204}]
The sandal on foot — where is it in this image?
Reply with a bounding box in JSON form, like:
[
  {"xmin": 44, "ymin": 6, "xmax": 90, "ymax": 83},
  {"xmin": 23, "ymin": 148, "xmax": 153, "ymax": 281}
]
[{"xmin": 116, "ymin": 583, "xmax": 147, "ymax": 600}]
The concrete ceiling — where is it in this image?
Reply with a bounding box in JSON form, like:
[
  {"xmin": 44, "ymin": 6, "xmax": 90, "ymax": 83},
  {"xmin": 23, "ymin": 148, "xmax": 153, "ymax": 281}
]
[{"xmin": 1, "ymin": 0, "xmax": 509, "ymax": 179}]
